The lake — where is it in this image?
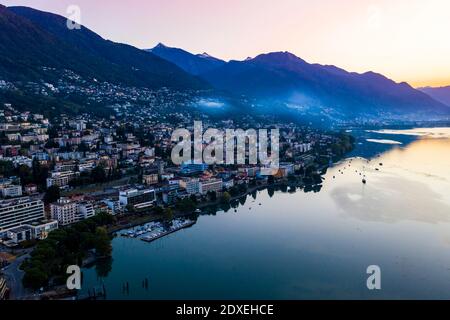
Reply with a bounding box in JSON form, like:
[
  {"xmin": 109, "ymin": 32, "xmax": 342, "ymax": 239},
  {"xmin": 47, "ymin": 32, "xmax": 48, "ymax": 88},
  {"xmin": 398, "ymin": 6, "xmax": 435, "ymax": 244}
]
[{"xmin": 81, "ymin": 127, "xmax": 450, "ymax": 299}]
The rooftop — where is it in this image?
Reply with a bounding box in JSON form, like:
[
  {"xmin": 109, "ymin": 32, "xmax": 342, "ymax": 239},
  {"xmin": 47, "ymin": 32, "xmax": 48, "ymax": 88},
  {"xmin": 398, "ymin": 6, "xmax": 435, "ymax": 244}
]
[{"xmin": 0, "ymin": 197, "xmax": 41, "ymax": 208}]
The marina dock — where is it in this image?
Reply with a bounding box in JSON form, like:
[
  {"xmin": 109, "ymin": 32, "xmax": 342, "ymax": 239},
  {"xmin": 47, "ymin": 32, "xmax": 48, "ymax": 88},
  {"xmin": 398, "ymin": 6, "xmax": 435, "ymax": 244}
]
[
  {"xmin": 119, "ymin": 218, "xmax": 196, "ymax": 243},
  {"xmin": 141, "ymin": 220, "xmax": 195, "ymax": 243}
]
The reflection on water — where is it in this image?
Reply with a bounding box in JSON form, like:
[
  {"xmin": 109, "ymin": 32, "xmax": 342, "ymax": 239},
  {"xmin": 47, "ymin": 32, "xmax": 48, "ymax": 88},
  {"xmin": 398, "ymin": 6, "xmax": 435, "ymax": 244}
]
[
  {"xmin": 366, "ymin": 139, "xmax": 402, "ymax": 145},
  {"xmin": 367, "ymin": 127, "xmax": 450, "ymax": 139},
  {"xmin": 329, "ymin": 135, "xmax": 450, "ymax": 224},
  {"xmin": 81, "ymin": 128, "xmax": 450, "ymax": 300}
]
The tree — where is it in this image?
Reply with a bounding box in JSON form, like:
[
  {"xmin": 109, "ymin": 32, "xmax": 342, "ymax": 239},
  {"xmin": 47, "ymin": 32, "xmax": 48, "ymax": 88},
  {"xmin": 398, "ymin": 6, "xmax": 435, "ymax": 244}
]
[
  {"xmin": 43, "ymin": 186, "xmax": 60, "ymax": 204},
  {"xmin": 32, "ymin": 158, "xmax": 48, "ymax": 187},
  {"xmin": 17, "ymin": 164, "xmax": 33, "ymax": 185},
  {"xmin": 207, "ymin": 191, "xmax": 217, "ymax": 202},
  {"xmin": 92, "ymin": 211, "xmax": 115, "ymax": 226},
  {"xmin": 190, "ymin": 194, "xmax": 197, "ymax": 203},
  {"xmin": 91, "ymin": 165, "xmax": 107, "ymax": 183},
  {"xmin": 44, "ymin": 140, "xmax": 59, "ymax": 149},
  {"xmin": 238, "ymin": 183, "xmax": 248, "ymax": 193},
  {"xmin": 176, "ymin": 198, "xmax": 196, "ymax": 213},
  {"xmin": 22, "ymin": 213, "xmax": 113, "ymax": 290},
  {"xmin": 220, "ymin": 192, "xmax": 231, "ymax": 204},
  {"xmin": 267, "ymin": 187, "xmax": 275, "ymax": 198},
  {"xmin": 0, "ymin": 160, "xmax": 14, "ymax": 177},
  {"xmin": 78, "ymin": 142, "xmax": 90, "ymax": 153},
  {"xmin": 163, "ymin": 208, "xmax": 174, "ymax": 221},
  {"xmin": 94, "ymin": 227, "xmax": 112, "ymax": 257},
  {"xmin": 229, "ymin": 186, "xmax": 239, "ymax": 197},
  {"xmin": 153, "ymin": 206, "xmax": 164, "ymax": 215},
  {"xmin": 95, "ymin": 256, "xmax": 113, "ymax": 278},
  {"xmin": 22, "ymin": 267, "xmax": 48, "ymax": 290}
]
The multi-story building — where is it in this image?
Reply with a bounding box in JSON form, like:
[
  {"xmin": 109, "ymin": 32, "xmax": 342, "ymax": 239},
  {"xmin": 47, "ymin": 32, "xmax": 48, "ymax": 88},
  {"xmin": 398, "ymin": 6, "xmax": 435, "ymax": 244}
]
[
  {"xmin": 23, "ymin": 184, "xmax": 38, "ymax": 195},
  {"xmin": 0, "ymin": 184, "xmax": 22, "ymax": 198},
  {"xmin": 29, "ymin": 220, "xmax": 59, "ymax": 240},
  {"xmin": 180, "ymin": 162, "xmax": 208, "ymax": 175},
  {"xmin": 103, "ymin": 199, "xmax": 123, "ymax": 215},
  {"xmin": 50, "ymin": 198, "xmax": 78, "ymax": 226},
  {"xmin": 78, "ymin": 161, "xmax": 96, "ymax": 173},
  {"xmin": 46, "ymin": 171, "xmax": 80, "ymax": 188},
  {"xmin": 161, "ymin": 184, "xmax": 180, "ymax": 205},
  {"xmin": 238, "ymin": 167, "xmax": 259, "ymax": 177},
  {"xmin": 0, "ymin": 178, "xmax": 22, "ymax": 198},
  {"xmin": 54, "ymin": 162, "xmax": 78, "ymax": 172},
  {"xmin": 119, "ymin": 188, "xmax": 156, "ymax": 209},
  {"xmin": 0, "ymin": 197, "xmax": 45, "ymax": 236},
  {"xmin": 223, "ymin": 178, "xmax": 235, "ymax": 189},
  {"xmin": 50, "ymin": 198, "xmax": 95, "ymax": 226},
  {"xmin": 142, "ymin": 173, "xmax": 159, "ymax": 185},
  {"xmin": 180, "ymin": 177, "xmax": 200, "ymax": 195},
  {"xmin": 199, "ymin": 178, "xmax": 223, "ymax": 195},
  {"xmin": 6, "ymin": 226, "xmax": 32, "ymax": 243},
  {"xmin": 5, "ymin": 220, "xmax": 58, "ymax": 244},
  {"xmin": 78, "ymin": 201, "xmax": 95, "ymax": 220},
  {"xmin": 277, "ymin": 163, "xmax": 295, "ymax": 177}
]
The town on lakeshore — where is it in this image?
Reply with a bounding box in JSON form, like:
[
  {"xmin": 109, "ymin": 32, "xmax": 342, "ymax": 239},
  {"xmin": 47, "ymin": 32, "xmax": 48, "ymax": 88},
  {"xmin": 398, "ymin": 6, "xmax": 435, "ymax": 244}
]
[
  {"xmin": 2, "ymin": 1, "xmax": 449, "ymax": 305},
  {"xmin": 0, "ymin": 101, "xmax": 354, "ymax": 300}
]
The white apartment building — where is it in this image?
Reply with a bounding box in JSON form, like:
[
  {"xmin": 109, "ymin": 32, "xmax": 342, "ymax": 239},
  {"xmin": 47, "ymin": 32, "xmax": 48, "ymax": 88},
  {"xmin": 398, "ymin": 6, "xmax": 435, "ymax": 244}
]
[
  {"xmin": 103, "ymin": 199, "xmax": 123, "ymax": 215},
  {"xmin": 50, "ymin": 198, "xmax": 77, "ymax": 226},
  {"xmin": 78, "ymin": 201, "xmax": 95, "ymax": 220},
  {"xmin": 46, "ymin": 171, "xmax": 80, "ymax": 188},
  {"xmin": 50, "ymin": 198, "xmax": 95, "ymax": 226},
  {"xmin": 0, "ymin": 197, "xmax": 45, "ymax": 236},
  {"xmin": 0, "ymin": 184, "xmax": 22, "ymax": 198},
  {"xmin": 6, "ymin": 220, "xmax": 58, "ymax": 244}
]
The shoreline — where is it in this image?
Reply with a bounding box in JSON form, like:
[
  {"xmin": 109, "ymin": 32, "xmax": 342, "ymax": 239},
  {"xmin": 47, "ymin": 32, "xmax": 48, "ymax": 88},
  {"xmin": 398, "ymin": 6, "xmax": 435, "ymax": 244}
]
[{"xmin": 106, "ymin": 180, "xmax": 307, "ymax": 235}]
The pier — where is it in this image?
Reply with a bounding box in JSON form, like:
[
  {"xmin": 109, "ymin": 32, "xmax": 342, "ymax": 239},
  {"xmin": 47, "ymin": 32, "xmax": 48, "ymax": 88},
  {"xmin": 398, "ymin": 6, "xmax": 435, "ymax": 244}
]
[{"xmin": 141, "ymin": 220, "xmax": 195, "ymax": 243}]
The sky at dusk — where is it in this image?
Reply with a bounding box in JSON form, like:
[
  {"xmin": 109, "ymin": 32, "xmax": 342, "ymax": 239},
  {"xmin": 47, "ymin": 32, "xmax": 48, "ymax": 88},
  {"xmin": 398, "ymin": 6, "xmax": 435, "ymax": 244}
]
[{"xmin": 2, "ymin": 0, "xmax": 450, "ymax": 87}]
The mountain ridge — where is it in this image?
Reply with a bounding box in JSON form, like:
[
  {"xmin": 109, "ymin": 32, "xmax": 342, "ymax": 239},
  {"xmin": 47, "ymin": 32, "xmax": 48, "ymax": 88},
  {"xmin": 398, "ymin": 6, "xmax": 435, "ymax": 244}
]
[
  {"xmin": 1, "ymin": 6, "xmax": 206, "ymax": 89},
  {"xmin": 1, "ymin": 4, "xmax": 448, "ymax": 120},
  {"xmin": 148, "ymin": 43, "xmax": 226, "ymax": 76},
  {"xmin": 418, "ymin": 86, "xmax": 450, "ymax": 107},
  {"xmin": 199, "ymin": 51, "xmax": 449, "ymax": 115}
]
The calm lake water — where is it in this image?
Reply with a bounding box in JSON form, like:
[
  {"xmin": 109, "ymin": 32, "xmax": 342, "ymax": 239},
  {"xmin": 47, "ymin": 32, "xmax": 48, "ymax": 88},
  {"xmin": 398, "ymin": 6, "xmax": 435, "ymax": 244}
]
[{"xmin": 81, "ymin": 127, "xmax": 450, "ymax": 299}]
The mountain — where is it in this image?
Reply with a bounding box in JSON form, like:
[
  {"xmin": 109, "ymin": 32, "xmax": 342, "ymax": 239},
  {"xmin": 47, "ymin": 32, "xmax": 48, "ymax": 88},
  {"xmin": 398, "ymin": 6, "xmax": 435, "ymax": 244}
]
[
  {"xmin": 1, "ymin": 4, "xmax": 447, "ymax": 120},
  {"xmin": 0, "ymin": 5, "xmax": 206, "ymax": 89},
  {"xmin": 200, "ymin": 51, "xmax": 449, "ymax": 116},
  {"xmin": 418, "ymin": 86, "xmax": 450, "ymax": 107},
  {"xmin": 148, "ymin": 43, "xmax": 225, "ymax": 75}
]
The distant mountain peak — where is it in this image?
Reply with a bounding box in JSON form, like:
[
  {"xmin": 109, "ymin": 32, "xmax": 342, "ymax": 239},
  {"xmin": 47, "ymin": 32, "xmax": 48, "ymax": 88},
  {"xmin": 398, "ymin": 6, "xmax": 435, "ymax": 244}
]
[
  {"xmin": 201, "ymin": 48, "xmax": 449, "ymax": 117},
  {"xmin": 154, "ymin": 42, "xmax": 167, "ymax": 49},
  {"xmin": 149, "ymin": 43, "xmax": 225, "ymax": 75},
  {"xmin": 197, "ymin": 52, "xmax": 212, "ymax": 58},
  {"xmin": 252, "ymin": 51, "xmax": 307, "ymax": 65}
]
